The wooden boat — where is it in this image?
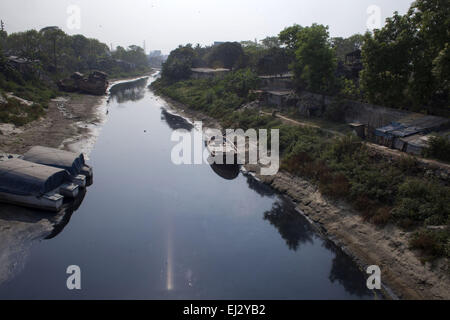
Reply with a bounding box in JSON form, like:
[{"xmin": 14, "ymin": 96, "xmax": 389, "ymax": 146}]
[
  {"xmin": 23, "ymin": 146, "xmax": 93, "ymax": 187},
  {"xmin": 0, "ymin": 159, "xmax": 80, "ymax": 212},
  {"xmin": 206, "ymin": 135, "xmax": 238, "ymax": 165}
]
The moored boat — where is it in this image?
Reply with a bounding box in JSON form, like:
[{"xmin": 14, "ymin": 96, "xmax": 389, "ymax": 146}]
[
  {"xmin": 0, "ymin": 159, "xmax": 80, "ymax": 212},
  {"xmin": 206, "ymin": 135, "xmax": 238, "ymax": 165},
  {"xmin": 23, "ymin": 146, "xmax": 93, "ymax": 186}
]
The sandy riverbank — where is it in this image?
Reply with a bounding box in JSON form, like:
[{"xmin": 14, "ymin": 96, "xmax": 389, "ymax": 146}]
[{"xmin": 155, "ymin": 91, "xmax": 450, "ymax": 300}]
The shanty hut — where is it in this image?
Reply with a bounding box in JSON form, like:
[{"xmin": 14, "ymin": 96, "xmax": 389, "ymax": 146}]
[
  {"xmin": 374, "ymin": 122, "xmax": 404, "ymax": 147},
  {"xmin": 375, "ymin": 115, "xmax": 449, "ymax": 150}
]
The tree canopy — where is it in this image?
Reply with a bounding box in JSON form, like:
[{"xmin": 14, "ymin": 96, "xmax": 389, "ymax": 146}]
[
  {"xmin": 1, "ymin": 26, "xmax": 149, "ymax": 77},
  {"xmin": 361, "ymin": 0, "xmax": 449, "ymax": 115},
  {"xmin": 162, "ymin": 45, "xmax": 195, "ymax": 82},
  {"xmin": 291, "ymin": 24, "xmax": 336, "ymax": 93},
  {"xmin": 207, "ymin": 42, "xmax": 245, "ymax": 69}
]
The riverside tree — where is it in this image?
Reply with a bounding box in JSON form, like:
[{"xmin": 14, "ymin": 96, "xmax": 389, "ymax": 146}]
[
  {"xmin": 360, "ymin": 0, "xmax": 449, "ymax": 115},
  {"xmin": 291, "ymin": 24, "xmax": 337, "ymax": 94},
  {"xmin": 207, "ymin": 42, "xmax": 245, "ymax": 69},
  {"xmin": 162, "ymin": 45, "xmax": 195, "ymax": 82}
]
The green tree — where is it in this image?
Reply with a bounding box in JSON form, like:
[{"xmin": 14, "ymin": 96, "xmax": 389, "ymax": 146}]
[
  {"xmin": 292, "ymin": 24, "xmax": 336, "ymax": 93},
  {"xmin": 6, "ymin": 30, "xmax": 41, "ymax": 60},
  {"xmin": 261, "ymin": 36, "xmax": 281, "ymax": 49},
  {"xmin": 361, "ymin": 0, "xmax": 449, "ymax": 115},
  {"xmin": 279, "ymin": 24, "xmax": 303, "ymax": 55},
  {"xmin": 257, "ymin": 47, "xmax": 291, "ymax": 75},
  {"xmin": 240, "ymin": 40, "xmax": 265, "ymax": 70},
  {"xmin": 207, "ymin": 42, "xmax": 244, "ymax": 69},
  {"xmin": 360, "ymin": 12, "xmax": 414, "ymax": 108},
  {"xmin": 40, "ymin": 26, "xmax": 65, "ymax": 73},
  {"xmin": 162, "ymin": 45, "xmax": 195, "ymax": 82},
  {"xmin": 331, "ymin": 34, "xmax": 363, "ymax": 63}
]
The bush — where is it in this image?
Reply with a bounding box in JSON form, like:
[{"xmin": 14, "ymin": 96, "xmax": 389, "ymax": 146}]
[
  {"xmin": 371, "ymin": 207, "xmax": 392, "ymax": 226},
  {"xmin": 320, "ymin": 173, "xmax": 350, "ymax": 199},
  {"xmin": 410, "ymin": 229, "xmax": 449, "ymax": 260},
  {"xmin": 0, "ymin": 98, "xmax": 45, "ymax": 126},
  {"xmin": 392, "ymin": 179, "xmax": 450, "ymax": 225},
  {"xmin": 423, "ymin": 135, "xmax": 450, "ymax": 163}
]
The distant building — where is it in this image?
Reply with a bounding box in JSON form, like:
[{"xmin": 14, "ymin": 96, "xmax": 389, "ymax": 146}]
[
  {"xmin": 261, "ymin": 90, "xmax": 297, "ymax": 109},
  {"xmin": 6, "ymin": 56, "xmax": 39, "ymax": 74},
  {"xmin": 259, "ymin": 73, "xmax": 294, "ymax": 91},
  {"xmin": 39, "ymin": 26, "xmax": 61, "ymax": 33},
  {"xmin": 149, "ymin": 50, "xmax": 162, "ymax": 57},
  {"xmin": 344, "ymin": 49, "xmax": 363, "ymax": 79},
  {"xmin": 190, "ymin": 68, "xmax": 230, "ymax": 79},
  {"xmin": 345, "ymin": 49, "xmax": 362, "ymax": 65}
]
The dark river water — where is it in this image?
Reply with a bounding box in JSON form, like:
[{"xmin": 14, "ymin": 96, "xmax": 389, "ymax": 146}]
[{"xmin": 0, "ymin": 75, "xmax": 374, "ymax": 299}]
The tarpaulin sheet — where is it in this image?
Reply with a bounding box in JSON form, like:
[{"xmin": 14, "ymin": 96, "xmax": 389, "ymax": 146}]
[
  {"xmin": 23, "ymin": 146, "xmax": 85, "ymax": 176},
  {"xmin": 0, "ymin": 158, "xmax": 69, "ymax": 196}
]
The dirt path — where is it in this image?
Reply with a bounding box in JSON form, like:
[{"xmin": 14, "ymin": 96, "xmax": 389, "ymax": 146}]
[{"xmin": 262, "ymin": 111, "xmax": 450, "ymax": 173}]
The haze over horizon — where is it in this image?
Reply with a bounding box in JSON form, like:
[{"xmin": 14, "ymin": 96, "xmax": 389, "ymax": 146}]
[{"xmin": 1, "ymin": 0, "xmax": 414, "ymax": 54}]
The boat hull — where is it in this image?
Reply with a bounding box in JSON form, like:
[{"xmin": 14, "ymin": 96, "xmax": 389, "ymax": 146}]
[{"xmin": 0, "ymin": 191, "xmax": 64, "ymax": 212}]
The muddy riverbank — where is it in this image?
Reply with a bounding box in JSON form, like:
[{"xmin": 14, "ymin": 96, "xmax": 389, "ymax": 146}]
[
  {"xmin": 155, "ymin": 91, "xmax": 450, "ymax": 300},
  {"xmin": 0, "ymin": 93, "xmax": 105, "ymax": 156}
]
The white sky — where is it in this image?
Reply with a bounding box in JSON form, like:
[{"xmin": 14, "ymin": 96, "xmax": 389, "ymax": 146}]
[{"xmin": 0, "ymin": 0, "xmax": 414, "ymax": 54}]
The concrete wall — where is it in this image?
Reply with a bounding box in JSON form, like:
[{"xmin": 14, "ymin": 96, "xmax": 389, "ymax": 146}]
[
  {"xmin": 260, "ymin": 77, "xmax": 294, "ymax": 90},
  {"xmin": 295, "ymin": 90, "xmax": 412, "ymax": 128},
  {"xmin": 191, "ymin": 69, "xmax": 229, "ymax": 80}
]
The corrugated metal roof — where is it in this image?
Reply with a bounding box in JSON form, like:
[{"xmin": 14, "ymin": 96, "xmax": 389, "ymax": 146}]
[{"xmin": 374, "ymin": 122, "xmax": 404, "ymax": 137}]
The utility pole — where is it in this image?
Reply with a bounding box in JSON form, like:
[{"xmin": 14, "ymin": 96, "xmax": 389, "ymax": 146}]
[{"xmin": 0, "ymin": 20, "xmax": 4, "ymax": 32}]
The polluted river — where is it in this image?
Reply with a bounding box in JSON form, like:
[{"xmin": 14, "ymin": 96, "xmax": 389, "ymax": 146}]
[{"xmin": 0, "ymin": 75, "xmax": 375, "ymax": 299}]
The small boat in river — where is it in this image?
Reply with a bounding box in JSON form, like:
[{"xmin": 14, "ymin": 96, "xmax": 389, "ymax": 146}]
[
  {"xmin": 0, "ymin": 159, "xmax": 79, "ymax": 212},
  {"xmin": 22, "ymin": 146, "xmax": 93, "ymax": 186},
  {"xmin": 206, "ymin": 135, "xmax": 238, "ymax": 165}
]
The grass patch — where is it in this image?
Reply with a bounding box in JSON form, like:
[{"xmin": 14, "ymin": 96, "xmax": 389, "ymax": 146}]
[{"xmin": 0, "ymin": 97, "xmax": 45, "ymax": 126}]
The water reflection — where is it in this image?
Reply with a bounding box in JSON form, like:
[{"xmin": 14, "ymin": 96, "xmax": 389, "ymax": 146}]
[
  {"xmin": 45, "ymin": 188, "xmax": 87, "ymax": 240},
  {"xmin": 209, "ymin": 162, "xmax": 241, "ymax": 180},
  {"xmin": 109, "ymin": 77, "xmax": 148, "ymax": 103},
  {"xmin": 263, "ymin": 197, "xmax": 314, "ymax": 251},
  {"xmin": 324, "ymin": 241, "xmax": 374, "ymax": 298},
  {"xmin": 160, "ymin": 108, "xmax": 194, "ymax": 131},
  {"xmin": 0, "ymin": 189, "xmax": 88, "ymax": 285},
  {"xmin": 245, "ymin": 174, "xmax": 276, "ymax": 198},
  {"xmin": 247, "ymin": 175, "xmax": 374, "ymax": 298}
]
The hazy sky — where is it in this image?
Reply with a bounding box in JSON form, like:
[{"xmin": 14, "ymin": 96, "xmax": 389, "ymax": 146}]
[{"xmin": 0, "ymin": 0, "xmax": 414, "ymax": 54}]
